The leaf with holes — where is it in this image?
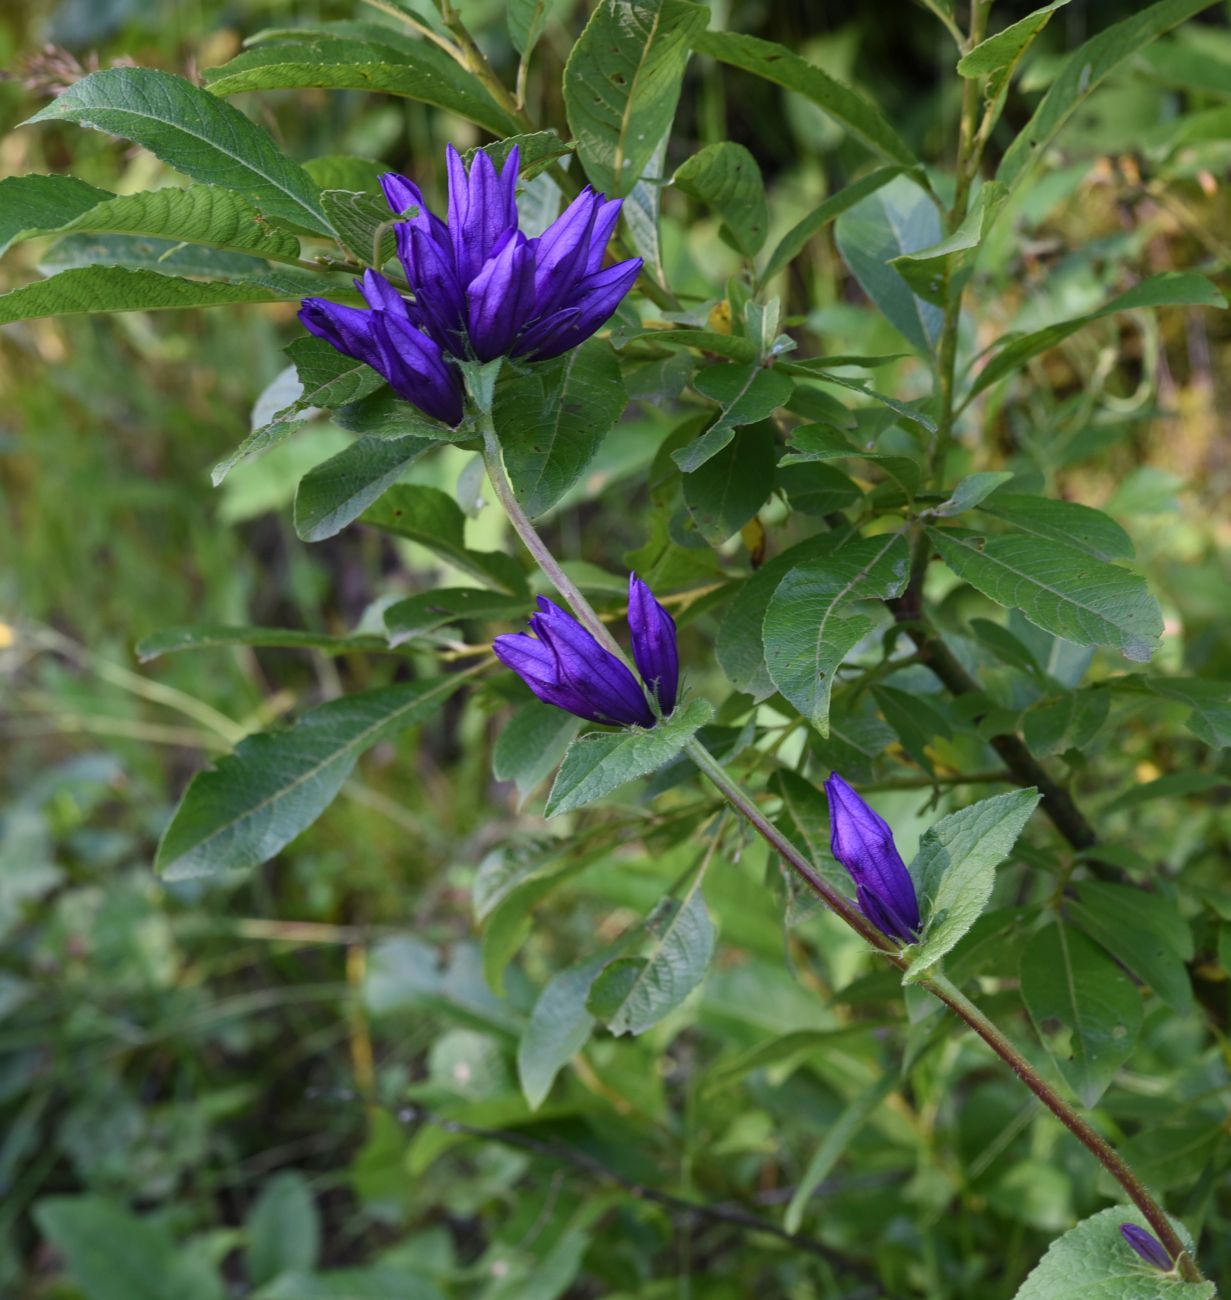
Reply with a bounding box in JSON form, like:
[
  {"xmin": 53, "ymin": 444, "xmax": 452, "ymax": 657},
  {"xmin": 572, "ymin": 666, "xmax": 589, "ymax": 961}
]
[{"xmin": 672, "ymin": 142, "xmax": 768, "ymax": 257}]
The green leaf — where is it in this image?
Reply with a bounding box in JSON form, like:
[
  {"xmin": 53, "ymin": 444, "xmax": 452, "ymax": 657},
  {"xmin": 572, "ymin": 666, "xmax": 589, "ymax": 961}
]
[
  {"xmin": 563, "ymin": 0, "xmax": 708, "ymax": 196},
  {"xmin": 136, "ymin": 625, "xmax": 386, "ymax": 662},
  {"xmin": 625, "ymin": 326, "xmax": 758, "ymax": 362},
  {"xmin": 35, "ymin": 232, "xmax": 283, "ymax": 280},
  {"xmin": 834, "ymin": 174, "xmax": 943, "ymax": 355},
  {"xmin": 681, "ymin": 420, "xmax": 776, "ymax": 545},
  {"xmin": 763, "ymin": 533, "xmax": 911, "ymax": 735},
  {"xmin": 320, "ymin": 188, "xmax": 397, "ymax": 267},
  {"xmin": 304, "ymin": 154, "xmax": 387, "ymax": 191},
  {"xmin": 1070, "ymin": 881, "xmax": 1193, "ymax": 1013},
  {"xmin": 977, "ymin": 492, "xmax": 1135, "ymax": 562},
  {"xmin": 1144, "ymin": 677, "xmax": 1231, "ymax": 748},
  {"xmin": 518, "ymin": 947, "xmax": 614, "ymax": 1110},
  {"xmin": 781, "ymin": 423, "xmax": 923, "ymax": 497},
  {"xmin": 1014, "ymin": 1206, "xmax": 1213, "ymax": 1300},
  {"xmin": 927, "ymin": 527, "xmax": 1163, "ymax": 662},
  {"xmin": 0, "ymin": 173, "xmax": 111, "ymax": 258},
  {"xmin": 623, "ymin": 127, "xmax": 669, "ymax": 283},
  {"xmin": 1, "ymin": 182, "xmax": 303, "ymax": 263},
  {"xmin": 545, "ymin": 698, "xmax": 712, "ymax": 817},
  {"xmin": 25, "ymin": 68, "xmax": 329, "ymax": 235},
  {"xmin": 784, "ymin": 1075, "xmax": 899, "ymax": 1233},
  {"xmin": 903, "ymin": 789, "xmax": 1040, "ymax": 983},
  {"xmin": 34, "ymin": 1197, "xmax": 224, "ymax": 1300},
  {"xmin": 156, "ymin": 677, "xmax": 463, "ymax": 879},
  {"xmin": 493, "ymin": 339, "xmax": 628, "ymax": 518},
  {"xmin": 1022, "ymin": 687, "xmax": 1111, "ymax": 757},
  {"xmin": 672, "ymin": 142, "xmax": 768, "ymax": 257},
  {"xmin": 1019, "ymin": 920, "xmax": 1143, "ymax": 1106},
  {"xmin": 362, "ymin": 485, "xmax": 528, "ymax": 594},
  {"xmin": 384, "ymin": 588, "xmax": 530, "ymax": 647},
  {"xmin": 890, "ymin": 181, "xmax": 1007, "ymax": 307},
  {"xmin": 294, "ymin": 435, "xmax": 435, "ymax": 542},
  {"xmin": 963, "ymin": 272, "xmax": 1226, "ymax": 405},
  {"xmin": 758, "ymin": 165, "xmax": 904, "ymax": 287},
  {"xmin": 958, "ymin": 2, "xmax": 1072, "ymax": 77},
  {"xmin": 247, "ymin": 1172, "xmax": 319, "ymax": 1288},
  {"xmin": 777, "ymin": 461, "xmax": 862, "ymax": 516},
  {"xmin": 255, "ymin": 1272, "xmax": 446, "ymax": 1300},
  {"xmin": 508, "ymin": 0, "xmax": 556, "ymax": 58},
  {"xmin": 0, "ymin": 265, "xmax": 310, "ymax": 324},
  {"xmin": 695, "ymin": 31, "xmax": 920, "ymax": 168},
  {"xmin": 492, "ymin": 701, "xmax": 582, "ymax": 805},
  {"xmin": 463, "ymin": 130, "xmax": 572, "ymax": 180},
  {"xmin": 931, "ymin": 471, "xmax": 1016, "ymax": 517},
  {"xmin": 715, "ymin": 535, "xmax": 836, "ymax": 697},
  {"xmin": 587, "ymin": 882, "xmax": 715, "ymax": 1035},
  {"xmin": 997, "ymin": 0, "xmax": 1219, "ymax": 195},
  {"xmin": 672, "ymin": 364, "xmax": 794, "ymax": 473},
  {"xmin": 331, "ymin": 388, "xmax": 468, "ymax": 443},
  {"xmin": 204, "ymin": 34, "xmax": 520, "ymax": 138}
]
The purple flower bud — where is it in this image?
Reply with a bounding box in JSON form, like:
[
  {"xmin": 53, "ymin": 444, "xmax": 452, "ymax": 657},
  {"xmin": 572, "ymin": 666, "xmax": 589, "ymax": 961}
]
[
  {"xmin": 299, "ymin": 145, "xmax": 642, "ymax": 415},
  {"xmin": 1120, "ymin": 1224, "xmax": 1173, "ymax": 1271},
  {"xmin": 823, "ymin": 773, "xmax": 921, "ymax": 944},
  {"xmin": 494, "ymin": 598, "xmax": 654, "ymax": 728},
  {"xmin": 627, "ymin": 573, "xmax": 678, "ymax": 715}
]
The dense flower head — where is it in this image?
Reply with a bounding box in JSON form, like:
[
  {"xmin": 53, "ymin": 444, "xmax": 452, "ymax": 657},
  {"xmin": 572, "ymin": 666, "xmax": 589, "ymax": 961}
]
[
  {"xmin": 493, "ymin": 575, "xmax": 678, "ymax": 729},
  {"xmin": 824, "ymin": 772, "xmax": 921, "ymax": 944},
  {"xmin": 1120, "ymin": 1224, "xmax": 1173, "ymax": 1272},
  {"xmin": 299, "ymin": 145, "xmax": 642, "ymax": 426}
]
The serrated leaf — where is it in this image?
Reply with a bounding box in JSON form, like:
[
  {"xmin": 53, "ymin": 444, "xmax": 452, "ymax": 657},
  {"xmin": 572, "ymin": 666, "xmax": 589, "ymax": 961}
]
[
  {"xmin": 1014, "ymin": 1206, "xmax": 1212, "ymax": 1300},
  {"xmin": 1, "ymin": 183, "xmax": 302, "ymax": 265},
  {"xmin": 136, "ymin": 626, "xmax": 385, "ymax": 662},
  {"xmin": 35, "ymin": 232, "xmax": 309, "ymax": 286},
  {"xmin": 927, "ymin": 527, "xmax": 1163, "ymax": 662},
  {"xmin": 492, "ymin": 700, "xmax": 582, "ymax": 804},
  {"xmin": 1019, "ymin": 920, "xmax": 1143, "ymax": 1107},
  {"xmin": 0, "ymin": 265, "xmax": 310, "ymax": 324},
  {"xmin": 958, "ymin": 1, "xmax": 1071, "ymax": 77},
  {"xmin": 518, "ymin": 948, "xmax": 613, "ymax": 1110},
  {"xmin": 545, "ymin": 698, "xmax": 712, "ymax": 817},
  {"xmin": 781, "ymin": 423, "xmax": 923, "ymax": 497},
  {"xmin": 361, "ymin": 484, "xmax": 527, "ymax": 593},
  {"xmin": 932, "ymin": 471, "xmax": 1016, "ymax": 517},
  {"xmin": 563, "ymin": 0, "xmax": 708, "ymax": 196},
  {"xmin": 493, "ymin": 339, "xmax": 628, "ymax": 518},
  {"xmin": 156, "ymin": 677, "xmax": 462, "ymax": 879},
  {"xmin": 1070, "ymin": 880, "xmax": 1193, "ymax": 1013},
  {"xmin": 963, "ymin": 272, "xmax": 1225, "ymax": 404},
  {"xmin": 508, "ymin": 0, "xmax": 557, "ymax": 58},
  {"xmin": 834, "ymin": 174, "xmax": 943, "ymax": 355},
  {"xmin": 624, "ymin": 327, "xmax": 758, "ymax": 362},
  {"xmin": 204, "ymin": 34, "xmax": 520, "ymax": 137},
  {"xmin": 673, "ymin": 142, "xmax": 768, "ymax": 257},
  {"xmin": 463, "ymin": 130, "xmax": 572, "ymax": 180},
  {"xmin": 303, "ymin": 155, "xmax": 386, "ymax": 192},
  {"xmin": 384, "ymin": 588, "xmax": 530, "ymax": 646},
  {"xmin": 0, "ymin": 173, "xmax": 111, "ymax": 258},
  {"xmin": 587, "ymin": 883, "xmax": 715, "ymax": 1035},
  {"xmin": 681, "ymin": 419, "xmax": 776, "ymax": 545},
  {"xmin": 997, "ymin": 0, "xmax": 1218, "ymax": 195},
  {"xmin": 695, "ymin": 31, "xmax": 920, "ymax": 168},
  {"xmin": 977, "ymin": 493, "xmax": 1135, "ymax": 562},
  {"xmin": 25, "ymin": 68, "xmax": 329, "ymax": 235},
  {"xmin": 673, "ymin": 364, "xmax": 794, "ymax": 472},
  {"xmin": 763, "ymin": 532, "xmax": 911, "ymax": 735},
  {"xmin": 758, "ymin": 165, "xmax": 904, "ymax": 286},
  {"xmin": 294, "ymin": 434, "xmax": 435, "ymax": 542},
  {"xmin": 320, "ymin": 188, "xmax": 397, "ymax": 267},
  {"xmin": 903, "ymin": 789, "xmax": 1040, "ymax": 982}
]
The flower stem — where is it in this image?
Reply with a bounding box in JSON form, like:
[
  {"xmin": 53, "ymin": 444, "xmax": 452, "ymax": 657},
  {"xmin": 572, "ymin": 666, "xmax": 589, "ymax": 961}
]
[{"xmin": 479, "ymin": 413, "xmax": 626, "ymax": 661}]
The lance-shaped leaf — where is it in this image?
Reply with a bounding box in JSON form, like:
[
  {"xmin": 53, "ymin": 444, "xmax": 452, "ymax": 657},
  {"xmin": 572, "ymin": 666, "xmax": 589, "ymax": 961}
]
[
  {"xmin": 927, "ymin": 527, "xmax": 1163, "ymax": 663},
  {"xmin": 0, "ymin": 174, "xmax": 111, "ymax": 258},
  {"xmin": 976, "ymin": 492, "xmax": 1134, "ymax": 562},
  {"xmin": 136, "ymin": 625, "xmax": 386, "ymax": 662},
  {"xmin": 156, "ymin": 677, "xmax": 464, "ymax": 880},
  {"xmin": 294, "ymin": 435, "xmax": 436, "ymax": 542},
  {"xmin": 24, "ymin": 68, "xmax": 330, "ymax": 235},
  {"xmin": 962, "ymin": 272, "xmax": 1226, "ymax": 405},
  {"xmin": 890, "ymin": 181, "xmax": 1007, "ymax": 308},
  {"xmin": 1019, "ymin": 920, "xmax": 1143, "ymax": 1107},
  {"xmin": 545, "ymin": 698, "xmax": 712, "ymax": 817},
  {"xmin": 673, "ymin": 363, "xmax": 794, "ymax": 473},
  {"xmin": 763, "ymin": 533, "xmax": 911, "ymax": 735},
  {"xmin": 563, "ymin": 0, "xmax": 708, "ymax": 196},
  {"xmin": 903, "ymin": 788, "xmax": 1040, "ymax": 982},
  {"xmin": 695, "ymin": 32, "xmax": 920, "ymax": 168}
]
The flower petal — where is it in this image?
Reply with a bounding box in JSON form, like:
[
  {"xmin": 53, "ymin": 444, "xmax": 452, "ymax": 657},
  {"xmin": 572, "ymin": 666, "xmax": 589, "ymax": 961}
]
[
  {"xmin": 467, "ymin": 231, "xmax": 536, "ymax": 361},
  {"xmin": 627, "ymin": 573, "xmax": 678, "ymax": 715},
  {"xmin": 522, "ymin": 258, "xmax": 642, "ymax": 360},
  {"xmin": 532, "ymin": 601, "xmax": 654, "ymax": 727}
]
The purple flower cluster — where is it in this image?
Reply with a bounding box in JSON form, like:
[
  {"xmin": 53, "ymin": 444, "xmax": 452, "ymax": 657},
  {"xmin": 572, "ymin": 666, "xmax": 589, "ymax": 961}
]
[
  {"xmin": 824, "ymin": 773, "xmax": 921, "ymax": 944},
  {"xmin": 493, "ymin": 575, "xmax": 678, "ymax": 729},
  {"xmin": 300, "ymin": 145, "xmax": 642, "ymax": 427}
]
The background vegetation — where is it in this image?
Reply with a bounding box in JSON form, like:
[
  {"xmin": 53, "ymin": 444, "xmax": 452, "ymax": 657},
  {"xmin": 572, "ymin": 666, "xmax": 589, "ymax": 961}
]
[{"xmin": 2, "ymin": 0, "xmax": 1230, "ymax": 1296}]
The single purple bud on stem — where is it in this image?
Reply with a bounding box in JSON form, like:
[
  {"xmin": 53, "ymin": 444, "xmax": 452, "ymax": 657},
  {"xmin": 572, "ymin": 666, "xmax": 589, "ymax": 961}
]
[
  {"xmin": 627, "ymin": 572, "xmax": 678, "ymax": 716},
  {"xmin": 824, "ymin": 773, "xmax": 921, "ymax": 944},
  {"xmin": 493, "ymin": 577, "xmax": 679, "ymax": 730},
  {"xmin": 1120, "ymin": 1224, "xmax": 1174, "ymax": 1271}
]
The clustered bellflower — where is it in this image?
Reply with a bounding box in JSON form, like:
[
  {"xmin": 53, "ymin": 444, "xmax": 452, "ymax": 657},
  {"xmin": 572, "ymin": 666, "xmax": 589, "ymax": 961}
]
[
  {"xmin": 824, "ymin": 773, "xmax": 921, "ymax": 944},
  {"xmin": 299, "ymin": 145, "xmax": 642, "ymax": 427},
  {"xmin": 1120, "ymin": 1224, "xmax": 1174, "ymax": 1272},
  {"xmin": 493, "ymin": 574, "xmax": 678, "ymax": 729}
]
